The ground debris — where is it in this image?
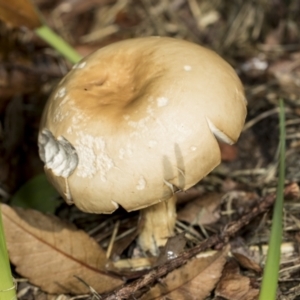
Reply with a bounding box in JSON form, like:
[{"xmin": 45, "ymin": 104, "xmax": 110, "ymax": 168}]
[
  {"xmin": 1, "ymin": 0, "xmax": 300, "ymax": 299},
  {"xmin": 215, "ymin": 259, "xmax": 259, "ymax": 300}
]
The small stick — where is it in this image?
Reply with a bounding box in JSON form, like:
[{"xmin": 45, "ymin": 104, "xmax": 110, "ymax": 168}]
[{"xmin": 101, "ymin": 192, "xmax": 277, "ymax": 300}]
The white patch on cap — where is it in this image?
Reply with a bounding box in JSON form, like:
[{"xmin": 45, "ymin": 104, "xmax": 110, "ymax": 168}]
[
  {"xmin": 136, "ymin": 176, "xmax": 146, "ymax": 190},
  {"xmin": 183, "ymin": 65, "xmax": 192, "ymax": 71},
  {"xmin": 75, "ymin": 133, "xmax": 114, "ymax": 180},
  {"xmin": 157, "ymin": 97, "xmax": 168, "ymax": 107},
  {"xmin": 123, "ymin": 115, "xmax": 130, "ymax": 121},
  {"xmin": 38, "ymin": 129, "xmax": 78, "ymax": 178},
  {"xmin": 54, "ymin": 87, "xmax": 67, "ymax": 100},
  {"xmin": 59, "ymin": 95, "xmax": 71, "ymax": 107},
  {"xmin": 54, "ymin": 110, "xmax": 70, "ymax": 123},
  {"xmin": 72, "ymin": 113, "xmax": 85, "ymax": 125},
  {"xmin": 65, "ymin": 104, "xmax": 90, "ymax": 132},
  {"xmin": 73, "ymin": 61, "xmax": 86, "ymax": 69},
  {"xmin": 128, "ymin": 117, "xmax": 151, "ymax": 137},
  {"xmin": 53, "ymin": 95, "xmax": 79, "ymax": 122},
  {"xmin": 53, "ymin": 96, "xmax": 74, "ymax": 123},
  {"xmin": 190, "ymin": 146, "xmax": 197, "ymax": 151},
  {"xmin": 206, "ymin": 117, "xmax": 233, "ymax": 144}
]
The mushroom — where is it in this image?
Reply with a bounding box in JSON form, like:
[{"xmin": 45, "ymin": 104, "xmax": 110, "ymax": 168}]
[{"xmin": 38, "ymin": 37, "xmax": 247, "ymax": 255}]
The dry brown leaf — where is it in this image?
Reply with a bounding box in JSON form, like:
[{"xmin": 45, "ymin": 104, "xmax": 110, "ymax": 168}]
[
  {"xmin": 1, "ymin": 204, "xmax": 123, "ymax": 294},
  {"xmin": 177, "ymin": 193, "xmax": 222, "ymax": 226},
  {"xmin": 0, "ymin": 0, "xmax": 41, "ymax": 29},
  {"xmin": 232, "ymin": 251, "xmax": 262, "ymax": 273},
  {"xmin": 231, "ymin": 238, "xmax": 262, "ymax": 273},
  {"xmin": 140, "ymin": 246, "xmax": 229, "ymax": 300},
  {"xmin": 155, "ymin": 233, "xmax": 187, "ymax": 266},
  {"xmin": 176, "ymin": 187, "xmax": 204, "ymax": 205},
  {"xmin": 215, "ymin": 259, "xmax": 259, "ymax": 300},
  {"xmin": 231, "ymin": 241, "xmax": 262, "ymax": 273}
]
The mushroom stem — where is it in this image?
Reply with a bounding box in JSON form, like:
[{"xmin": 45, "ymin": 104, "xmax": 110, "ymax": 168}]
[{"xmin": 138, "ymin": 194, "xmax": 177, "ymax": 255}]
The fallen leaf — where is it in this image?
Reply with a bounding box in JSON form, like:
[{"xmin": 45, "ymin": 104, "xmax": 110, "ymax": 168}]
[
  {"xmin": 215, "ymin": 259, "xmax": 259, "ymax": 300},
  {"xmin": 155, "ymin": 233, "xmax": 187, "ymax": 266},
  {"xmin": 0, "ymin": 0, "xmax": 41, "ymax": 29},
  {"xmin": 140, "ymin": 246, "xmax": 229, "ymax": 300},
  {"xmin": 177, "ymin": 193, "xmax": 222, "ymax": 226},
  {"xmin": 1, "ymin": 204, "xmax": 123, "ymax": 294},
  {"xmin": 176, "ymin": 187, "xmax": 204, "ymax": 205},
  {"xmin": 232, "ymin": 251, "xmax": 262, "ymax": 273},
  {"xmin": 231, "ymin": 240, "xmax": 262, "ymax": 273}
]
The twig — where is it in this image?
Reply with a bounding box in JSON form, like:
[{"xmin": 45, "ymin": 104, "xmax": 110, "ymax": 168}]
[{"xmin": 101, "ymin": 192, "xmax": 277, "ymax": 300}]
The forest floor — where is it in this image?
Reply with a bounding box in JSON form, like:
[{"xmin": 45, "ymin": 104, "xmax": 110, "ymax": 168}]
[{"xmin": 1, "ymin": 0, "xmax": 300, "ymax": 299}]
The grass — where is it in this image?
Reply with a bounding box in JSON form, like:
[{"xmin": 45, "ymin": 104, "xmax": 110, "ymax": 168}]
[
  {"xmin": 35, "ymin": 25, "xmax": 82, "ymax": 64},
  {"xmin": 0, "ymin": 4, "xmax": 82, "ymax": 299},
  {"xmin": 259, "ymin": 99, "xmax": 286, "ymax": 300},
  {"xmin": 0, "ymin": 208, "xmax": 16, "ymax": 300}
]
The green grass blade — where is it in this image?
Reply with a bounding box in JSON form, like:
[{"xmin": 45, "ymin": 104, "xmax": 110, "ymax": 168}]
[
  {"xmin": 35, "ymin": 25, "xmax": 82, "ymax": 64},
  {"xmin": 0, "ymin": 207, "xmax": 16, "ymax": 300},
  {"xmin": 259, "ymin": 99, "xmax": 286, "ymax": 300}
]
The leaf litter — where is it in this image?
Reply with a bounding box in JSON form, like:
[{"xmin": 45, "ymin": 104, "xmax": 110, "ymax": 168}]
[
  {"xmin": 231, "ymin": 238, "xmax": 262, "ymax": 274},
  {"xmin": 1, "ymin": 204, "xmax": 123, "ymax": 295},
  {"xmin": 1, "ymin": 0, "xmax": 300, "ymax": 299},
  {"xmin": 0, "ymin": 0, "xmax": 41, "ymax": 29},
  {"xmin": 177, "ymin": 193, "xmax": 222, "ymax": 226},
  {"xmin": 215, "ymin": 259, "xmax": 259, "ymax": 300},
  {"xmin": 140, "ymin": 246, "xmax": 229, "ymax": 300}
]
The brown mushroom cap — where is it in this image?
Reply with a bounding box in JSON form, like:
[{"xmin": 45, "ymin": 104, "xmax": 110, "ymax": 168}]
[{"xmin": 38, "ymin": 37, "xmax": 246, "ymax": 214}]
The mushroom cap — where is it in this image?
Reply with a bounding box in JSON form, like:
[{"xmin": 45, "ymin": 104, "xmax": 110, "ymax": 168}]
[{"xmin": 38, "ymin": 37, "xmax": 247, "ymax": 214}]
